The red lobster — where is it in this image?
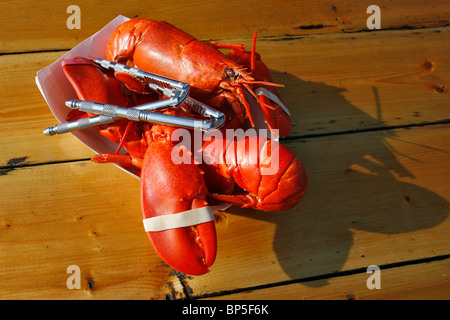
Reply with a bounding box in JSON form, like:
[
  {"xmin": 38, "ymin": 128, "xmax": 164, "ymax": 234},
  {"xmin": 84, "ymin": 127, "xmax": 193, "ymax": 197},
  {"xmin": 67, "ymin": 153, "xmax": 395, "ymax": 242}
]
[
  {"xmin": 60, "ymin": 18, "xmax": 307, "ymax": 276},
  {"xmin": 106, "ymin": 18, "xmax": 292, "ymax": 137}
]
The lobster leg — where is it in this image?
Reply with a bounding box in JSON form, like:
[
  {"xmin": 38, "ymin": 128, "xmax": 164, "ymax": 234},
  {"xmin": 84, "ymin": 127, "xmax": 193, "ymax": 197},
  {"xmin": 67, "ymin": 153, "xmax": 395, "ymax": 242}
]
[
  {"xmin": 91, "ymin": 153, "xmax": 142, "ymax": 168},
  {"xmin": 226, "ymin": 36, "xmax": 292, "ymax": 138},
  {"xmin": 208, "ymin": 34, "xmax": 292, "ymax": 137},
  {"xmin": 205, "ymin": 37, "xmax": 293, "ymax": 136},
  {"xmin": 207, "ymin": 41, "xmax": 246, "ymax": 51}
]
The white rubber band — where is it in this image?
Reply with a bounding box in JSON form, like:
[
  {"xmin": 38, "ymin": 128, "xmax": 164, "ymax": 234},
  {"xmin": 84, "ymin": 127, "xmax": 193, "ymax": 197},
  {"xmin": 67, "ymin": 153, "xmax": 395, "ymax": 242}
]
[
  {"xmin": 143, "ymin": 206, "xmax": 214, "ymax": 232},
  {"xmin": 255, "ymin": 87, "xmax": 291, "ymax": 117}
]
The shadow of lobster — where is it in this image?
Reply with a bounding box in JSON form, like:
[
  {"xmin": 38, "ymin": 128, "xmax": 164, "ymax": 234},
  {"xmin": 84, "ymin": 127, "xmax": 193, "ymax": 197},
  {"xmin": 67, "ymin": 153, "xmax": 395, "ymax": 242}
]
[{"xmin": 224, "ymin": 71, "xmax": 449, "ymax": 287}]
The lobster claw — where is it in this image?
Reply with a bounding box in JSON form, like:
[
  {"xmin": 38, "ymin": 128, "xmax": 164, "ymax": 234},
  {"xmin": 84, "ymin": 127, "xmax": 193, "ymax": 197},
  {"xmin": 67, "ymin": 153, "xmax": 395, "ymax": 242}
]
[
  {"xmin": 61, "ymin": 57, "xmax": 217, "ymax": 275},
  {"xmin": 61, "ymin": 57, "xmax": 130, "ymax": 108},
  {"xmin": 140, "ymin": 140, "xmax": 217, "ymax": 275},
  {"xmin": 61, "ymin": 57, "xmax": 133, "ymax": 141}
]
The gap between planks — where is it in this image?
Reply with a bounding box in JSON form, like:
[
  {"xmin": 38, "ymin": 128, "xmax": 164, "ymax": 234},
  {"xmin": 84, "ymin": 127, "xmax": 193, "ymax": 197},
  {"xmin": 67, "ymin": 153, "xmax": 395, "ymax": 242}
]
[
  {"xmin": 4, "ymin": 119, "xmax": 449, "ymax": 169},
  {"xmin": 194, "ymin": 253, "xmax": 450, "ymax": 299}
]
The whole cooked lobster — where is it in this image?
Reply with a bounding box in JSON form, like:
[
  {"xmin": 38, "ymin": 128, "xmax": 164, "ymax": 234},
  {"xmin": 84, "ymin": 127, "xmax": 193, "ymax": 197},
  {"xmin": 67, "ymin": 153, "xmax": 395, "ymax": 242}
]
[
  {"xmin": 107, "ymin": 18, "xmax": 292, "ymax": 138},
  {"xmin": 59, "ymin": 18, "xmax": 307, "ymax": 275}
]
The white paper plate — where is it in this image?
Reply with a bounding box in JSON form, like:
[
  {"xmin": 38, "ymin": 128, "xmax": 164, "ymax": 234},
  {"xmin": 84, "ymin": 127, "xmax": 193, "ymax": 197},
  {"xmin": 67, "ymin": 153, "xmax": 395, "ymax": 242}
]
[{"xmin": 36, "ymin": 15, "xmax": 283, "ymax": 182}]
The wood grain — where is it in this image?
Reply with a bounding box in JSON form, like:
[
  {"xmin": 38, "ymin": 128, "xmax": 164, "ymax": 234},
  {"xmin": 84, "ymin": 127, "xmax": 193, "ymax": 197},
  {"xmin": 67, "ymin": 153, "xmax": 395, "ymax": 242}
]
[
  {"xmin": 207, "ymin": 258, "xmax": 450, "ymax": 300},
  {"xmin": 0, "ymin": 161, "xmax": 185, "ymax": 299},
  {"xmin": 0, "ymin": 0, "xmax": 449, "ymax": 300},
  {"xmin": 0, "ymin": 51, "xmax": 95, "ymax": 167},
  {"xmin": 257, "ymin": 27, "xmax": 450, "ymax": 137},
  {"xmin": 1, "ymin": 27, "xmax": 449, "ymax": 166},
  {"xmin": 0, "ymin": 0, "xmax": 449, "ymax": 53},
  {"xmin": 185, "ymin": 124, "xmax": 450, "ymax": 297},
  {"xmin": 1, "ymin": 125, "xmax": 448, "ymax": 299}
]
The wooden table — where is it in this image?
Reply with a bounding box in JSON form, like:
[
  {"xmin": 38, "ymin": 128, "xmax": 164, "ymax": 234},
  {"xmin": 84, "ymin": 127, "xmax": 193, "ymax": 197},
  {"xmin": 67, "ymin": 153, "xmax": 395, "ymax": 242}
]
[{"xmin": 1, "ymin": 0, "xmax": 449, "ymax": 300}]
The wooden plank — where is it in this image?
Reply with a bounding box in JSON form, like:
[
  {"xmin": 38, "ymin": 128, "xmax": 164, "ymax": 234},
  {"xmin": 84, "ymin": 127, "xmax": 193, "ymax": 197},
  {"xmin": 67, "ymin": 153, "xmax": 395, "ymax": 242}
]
[
  {"xmin": 180, "ymin": 124, "xmax": 450, "ymax": 297},
  {"xmin": 0, "ymin": 0, "xmax": 449, "ymax": 53},
  {"xmin": 1, "ymin": 27, "xmax": 449, "ymax": 167},
  {"xmin": 0, "ymin": 51, "xmax": 94, "ymax": 167},
  {"xmin": 1, "ymin": 0, "xmax": 449, "ymax": 300},
  {"xmin": 1, "ymin": 124, "xmax": 448, "ymax": 299},
  {"xmin": 0, "ymin": 161, "xmax": 183, "ymax": 299},
  {"xmin": 206, "ymin": 258, "xmax": 450, "ymax": 300},
  {"xmin": 260, "ymin": 27, "xmax": 450, "ymax": 137}
]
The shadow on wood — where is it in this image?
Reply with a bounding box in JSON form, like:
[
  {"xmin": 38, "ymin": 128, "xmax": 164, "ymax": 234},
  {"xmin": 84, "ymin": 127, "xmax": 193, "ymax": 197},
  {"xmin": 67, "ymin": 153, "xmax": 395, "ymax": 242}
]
[{"xmin": 223, "ymin": 70, "xmax": 449, "ymax": 287}]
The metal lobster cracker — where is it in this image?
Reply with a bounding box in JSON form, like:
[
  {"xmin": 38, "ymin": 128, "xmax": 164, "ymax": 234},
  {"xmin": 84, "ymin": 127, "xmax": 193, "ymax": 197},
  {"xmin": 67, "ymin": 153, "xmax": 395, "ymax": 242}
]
[
  {"xmin": 42, "ymin": 18, "xmax": 308, "ymax": 276},
  {"xmin": 44, "ymin": 59, "xmax": 225, "ymax": 135}
]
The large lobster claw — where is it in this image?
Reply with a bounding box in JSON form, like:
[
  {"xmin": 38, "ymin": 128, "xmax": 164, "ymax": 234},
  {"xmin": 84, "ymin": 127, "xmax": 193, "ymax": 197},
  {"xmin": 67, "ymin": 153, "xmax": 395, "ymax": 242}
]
[
  {"xmin": 141, "ymin": 140, "xmax": 217, "ymax": 275},
  {"xmin": 200, "ymin": 134, "xmax": 307, "ymax": 212}
]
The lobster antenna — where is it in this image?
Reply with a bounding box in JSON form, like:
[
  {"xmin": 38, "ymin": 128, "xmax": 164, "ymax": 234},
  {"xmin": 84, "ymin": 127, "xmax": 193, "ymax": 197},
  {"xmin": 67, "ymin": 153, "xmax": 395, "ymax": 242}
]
[
  {"xmin": 242, "ymin": 33, "xmax": 284, "ymax": 88},
  {"xmin": 251, "ymin": 31, "xmax": 257, "ymax": 72},
  {"xmin": 239, "ymin": 79, "xmax": 284, "ymax": 87}
]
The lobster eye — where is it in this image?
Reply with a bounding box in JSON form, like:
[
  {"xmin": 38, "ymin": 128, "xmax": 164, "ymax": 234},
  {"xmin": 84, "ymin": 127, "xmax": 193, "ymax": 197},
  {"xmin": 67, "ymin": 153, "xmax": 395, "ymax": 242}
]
[{"xmin": 225, "ymin": 67, "xmax": 236, "ymax": 79}]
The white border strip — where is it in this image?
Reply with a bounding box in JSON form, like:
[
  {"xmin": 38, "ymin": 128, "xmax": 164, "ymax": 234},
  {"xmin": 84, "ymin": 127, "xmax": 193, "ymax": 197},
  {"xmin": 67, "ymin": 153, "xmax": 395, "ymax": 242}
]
[
  {"xmin": 143, "ymin": 206, "xmax": 214, "ymax": 232},
  {"xmin": 255, "ymin": 87, "xmax": 291, "ymax": 117}
]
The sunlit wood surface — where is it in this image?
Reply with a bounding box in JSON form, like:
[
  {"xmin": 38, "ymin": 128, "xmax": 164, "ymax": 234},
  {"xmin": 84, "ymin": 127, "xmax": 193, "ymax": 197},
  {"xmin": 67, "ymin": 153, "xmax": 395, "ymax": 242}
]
[{"xmin": 1, "ymin": 0, "xmax": 449, "ymax": 300}]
